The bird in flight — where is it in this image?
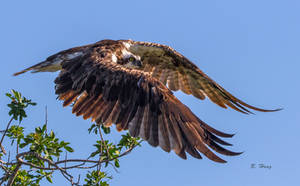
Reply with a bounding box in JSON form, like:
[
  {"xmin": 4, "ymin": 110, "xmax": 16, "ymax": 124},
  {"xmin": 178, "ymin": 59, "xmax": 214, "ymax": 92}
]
[{"xmin": 14, "ymin": 39, "xmax": 279, "ymax": 163}]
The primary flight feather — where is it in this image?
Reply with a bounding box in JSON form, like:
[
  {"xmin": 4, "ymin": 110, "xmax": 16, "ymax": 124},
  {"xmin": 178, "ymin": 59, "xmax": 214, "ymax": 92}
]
[{"xmin": 14, "ymin": 39, "xmax": 279, "ymax": 163}]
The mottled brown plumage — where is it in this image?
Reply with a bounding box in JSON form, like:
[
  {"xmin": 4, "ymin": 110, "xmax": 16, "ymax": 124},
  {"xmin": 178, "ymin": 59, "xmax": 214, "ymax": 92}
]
[{"xmin": 14, "ymin": 39, "xmax": 279, "ymax": 162}]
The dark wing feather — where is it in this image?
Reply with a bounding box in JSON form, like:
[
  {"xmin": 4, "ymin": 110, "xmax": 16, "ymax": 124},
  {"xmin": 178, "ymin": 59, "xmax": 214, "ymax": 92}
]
[
  {"xmin": 128, "ymin": 40, "xmax": 280, "ymax": 114},
  {"xmin": 54, "ymin": 48, "xmax": 241, "ymax": 162}
]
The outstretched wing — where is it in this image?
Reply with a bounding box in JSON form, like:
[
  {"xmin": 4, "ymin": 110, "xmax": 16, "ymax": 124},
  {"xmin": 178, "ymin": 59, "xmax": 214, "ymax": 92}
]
[
  {"xmin": 128, "ymin": 41, "xmax": 280, "ymax": 114},
  {"xmin": 54, "ymin": 47, "xmax": 241, "ymax": 162}
]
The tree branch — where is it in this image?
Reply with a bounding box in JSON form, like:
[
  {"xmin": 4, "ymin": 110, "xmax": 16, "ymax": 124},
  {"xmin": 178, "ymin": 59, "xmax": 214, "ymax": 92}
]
[
  {"xmin": 7, "ymin": 162, "xmax": 21, "ymax": 186},
  {"xmin": 0, "ymin": 117, "xmax": 14, "ymax": 155}
]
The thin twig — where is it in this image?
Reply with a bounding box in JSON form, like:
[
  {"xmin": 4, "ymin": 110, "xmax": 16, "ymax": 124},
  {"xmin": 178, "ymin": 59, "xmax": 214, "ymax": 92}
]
[
  {"xmin": 76, "ymin": 175, "xmax": 81, "ymax": 185},
  {"xmin": 7, "ymin": 162, "xmax": 21, "ymax": 186},
  {"xmin": 98, "ymin": 126, "xmax": 106, "ymax": 172},
  {"xmin": 0, "ymin": 117, "xmax": 14, "ymax": 155},
  {"xmin": 0, "ymin": 162, "xmax": 10, "ymax": 174},
  {"xmin": 109, "ymin": 162, "xmax": 119, "ymax": 173},
  {"xmin": 8, "ymin": 151, "xmax": 11, "ymax": 164},
  {"xmin": 9, "ymin": 144, "xmax": 137, "ymax": 171},
  {"xmin": 16, "ymin": 152, "xmax": 74, "ymax": 183},
  {"xmin": 45, "ymin": 106, "xmax": 48, "ymax": 133},
  {"xmin": 0, "ymin": 144, "xmax": 138, "ymax": 185},
  {"xmin": 65, "ymin": 151, "xmax": 67, "ymax": 169}
]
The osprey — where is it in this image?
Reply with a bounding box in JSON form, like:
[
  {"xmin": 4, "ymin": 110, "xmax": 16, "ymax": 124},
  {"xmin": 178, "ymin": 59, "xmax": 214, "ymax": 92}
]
[{"xmin": 14, "ymin": 39, "xmax": 279, "ymax": 163}]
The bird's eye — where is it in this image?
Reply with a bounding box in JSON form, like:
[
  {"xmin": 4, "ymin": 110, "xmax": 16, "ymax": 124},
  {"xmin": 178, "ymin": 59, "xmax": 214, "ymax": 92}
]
[{"xmin": 128, "ymin": 56, "xmax": 135, "ymax": 62}]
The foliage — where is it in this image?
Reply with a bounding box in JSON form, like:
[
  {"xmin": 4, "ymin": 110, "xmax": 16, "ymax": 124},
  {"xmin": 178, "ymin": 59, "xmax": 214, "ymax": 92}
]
[
  {"xmin": 6, "ymin": 89, "xmax": 36, "ymax": 121},
  {"xmin": 0, "ymin": 90, "xmax": 142, "ymax": 185},
  {"xmin": 84, "ymin": 171, "xmax": 112, "ymax": 186}
]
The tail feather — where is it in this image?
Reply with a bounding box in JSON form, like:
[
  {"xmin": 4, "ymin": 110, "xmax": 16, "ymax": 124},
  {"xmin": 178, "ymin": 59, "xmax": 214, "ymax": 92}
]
[
  {"xmin": 13, "ymin": 49, "xmax": 85, "ymax": 76},
  {"xmin": 13, "ymin": 60, "xmax": 62, "ymax": 76},
  {"xmin": 14, "ymin": 61, "xmax": 45, "ymax": 76},
  {"xmin": 13, "ymin": 68, "xmax": 32, "ymax": 76}
]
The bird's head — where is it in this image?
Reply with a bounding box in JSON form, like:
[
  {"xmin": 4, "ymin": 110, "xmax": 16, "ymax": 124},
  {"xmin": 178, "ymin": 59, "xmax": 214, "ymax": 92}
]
[
  {"xmin": 121, "ymin": 50, "xmax": 142, "ymax": 69},
  {"xmin": 111, "ymin": 41, "xmax": 142, "ymax": 69}
]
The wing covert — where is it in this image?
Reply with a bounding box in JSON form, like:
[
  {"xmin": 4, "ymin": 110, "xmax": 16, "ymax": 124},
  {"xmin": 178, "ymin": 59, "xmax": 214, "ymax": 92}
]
[{"xmin": 128, "ymin": 41, "xmax": 280, "ymax": 114}]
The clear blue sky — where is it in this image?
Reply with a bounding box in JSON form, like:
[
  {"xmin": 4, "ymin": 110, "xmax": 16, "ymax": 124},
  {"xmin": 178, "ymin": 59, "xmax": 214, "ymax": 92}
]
[{"xmin": 1, "ymin": 0, "xmax": 299, "ymax": 185}]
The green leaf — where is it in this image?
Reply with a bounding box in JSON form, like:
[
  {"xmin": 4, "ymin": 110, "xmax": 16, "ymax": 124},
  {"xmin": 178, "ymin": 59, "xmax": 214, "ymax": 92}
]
[
  {"xmin": 114, "ymin": 159, "xmax": 120, "ymax": 168},
  {"xmin": 90, "ymin": 150, "xmax": 100, "ymax": 157},
  {"xmin": 49, "ymin": 131, "xmax": 55, "ymax": 138},
  {"xmin": 42, "ymin": 124, "xmax": 47, "ymax": 133},
  {"xmin": 6, "ymin": 90, "xmax": 37, "ymax": 122},
  {"xmin": 5, "ymin": 93, "xmax": 12, "ymax": 98},
  {"xmin": 64, "ymin": 146, "xmax": 74, "ymax": 152},
  {"xmin": 19, "ymin": 143, "xmax": 27, "ymax": 148},
  {"xmin": 101, "ymin": 125, "xmax": 111, "ymax": 134},
  {"xmin": 46, "ymin": 176, "xmax": 53, "ymax": 183},
  {"xmin": 30, "ymin": 144, "xmax": 37, "ymax": 151}
]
